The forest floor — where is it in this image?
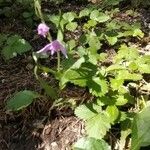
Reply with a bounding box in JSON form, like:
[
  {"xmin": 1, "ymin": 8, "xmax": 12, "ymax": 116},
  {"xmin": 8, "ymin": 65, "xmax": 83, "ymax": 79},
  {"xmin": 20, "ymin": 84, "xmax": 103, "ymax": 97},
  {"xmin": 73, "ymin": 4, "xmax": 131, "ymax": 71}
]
[{"xmin": 0, "ymin": 1, "xmax": 149, "ymax": 150}]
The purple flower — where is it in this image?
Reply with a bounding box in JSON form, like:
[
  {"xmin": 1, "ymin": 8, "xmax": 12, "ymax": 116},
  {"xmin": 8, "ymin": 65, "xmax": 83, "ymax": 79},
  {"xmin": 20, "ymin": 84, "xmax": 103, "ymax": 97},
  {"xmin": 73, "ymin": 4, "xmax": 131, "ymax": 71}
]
[
  {"xmin": 37, "ymin": 40, "xmax": 68, "ymax": 58},
  {"xmin": 37, "ymin": 23, "xmax": 49, "ymax": 38}
]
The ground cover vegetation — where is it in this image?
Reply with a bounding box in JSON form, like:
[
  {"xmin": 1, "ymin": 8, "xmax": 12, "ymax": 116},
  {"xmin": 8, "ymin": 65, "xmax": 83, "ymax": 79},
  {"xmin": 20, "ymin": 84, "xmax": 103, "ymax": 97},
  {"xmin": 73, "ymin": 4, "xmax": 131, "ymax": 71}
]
[{"xmin": 0, "ymin": 0, "xmax": 150, "ymax": 149}]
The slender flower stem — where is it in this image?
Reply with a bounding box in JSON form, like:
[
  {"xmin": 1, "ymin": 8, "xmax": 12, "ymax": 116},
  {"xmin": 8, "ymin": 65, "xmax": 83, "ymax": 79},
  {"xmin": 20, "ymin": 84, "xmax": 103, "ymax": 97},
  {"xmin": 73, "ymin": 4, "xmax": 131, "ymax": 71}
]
[{"xmin": 57, "ymin": 51, "xmax": 61, "ymax": 72}]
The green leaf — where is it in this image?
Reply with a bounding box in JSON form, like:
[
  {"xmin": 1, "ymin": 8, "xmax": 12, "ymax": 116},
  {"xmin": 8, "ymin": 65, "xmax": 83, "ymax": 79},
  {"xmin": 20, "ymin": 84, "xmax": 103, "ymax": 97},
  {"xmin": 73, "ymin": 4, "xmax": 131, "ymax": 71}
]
[
  {"xmin": 105, "ymin": 35, "xmax": 118, "ymax": 45},
  {"xmin": 75, "ymin": 103, "xmax": 111, "ymax": 139},
  {"xmin": 129, "ymin": 62, "xmax": 138, "ymax": 71},
  {"xmin": 116, "ymin": 95, "xmax": 128, "ymax": 106},
  {"xmin": 79, "ymin": 8, "xmax": 91, "ymax": 18},
  {"xmin": 117, "ymin": 70, "xmax": 142, "ymax": 81},
  {"xmin": 90, "ymin": 10, "xmax": 110, "ymax": 23},
  {"xmin": 1, "ymin": 35, "xmax": 32, "ymax": 60},
  {"xmin": 86, "ymin": 112, "xmax": 111, "ymax": 139},
  {"xmin": 106, "ymin": 105, "xmax": 119, "ymax": 123},
  {"xmin": 115, "ymin": 44, "xmax": 139, "ymax": 62},
  {"xmin": 48, "ymin": 15, "xmax": 62, "ymax": 27},
  {"xmin": 66, "ymin": 22, "xmax": 78, "ymax": 31},
  {"xmin": 6, "ymin": 90, "xmax": 39, "ymax": 111},
  {"xmin": 60, "ymin": 57, "xmax": 86, "ymax": 88},
  {"xmin": 120, "ymin": 119, "xmax": 132, "ymax": 150},
  {"xmin": 38, "ymin": 77, "xmax": 57, "ymax": 99},
  {"xmin": 131, "ymin": 106, "xmax": 150, "ymax": 150},
  {"xmin": 73, "ymin": 137, "xmax": 110, "ymax": 150},
  {"xmin": 133, "ymin": 28, "xmax": 144, "ymax": 38},
  {"xmin": 88, "ymin": 77, "xmax": 108, "ymax": 97},
  {"xmin": 106, "ymin": 64, "xmax": 125, "ymax": 72},
  {"xmin": 67, "ymin": 39, "xmax": 76, "ymax": 51},
  {"xmin": 138, "ymin": 64, "xmax": 150, "ymax": 74},
  {"xmin": 110, "ymin": 78, "xmax": 124, "ymax": 91},
  {"xmin": 87, "ymin": 34, "xmax": 101, "ymax": 51},
  {"xmin": 75, "ymin": 104, "xmax": 98, "ymax": 120},
  {"xmin": 63, "ymin": 12, "xmax": 76, "ymax": 22},
  {"xmin": 83, "ymin": 20, "xmax": 97, "ymax": 29},
  {"xmin": 106, "ymin": 20, "xmax": 121, "ymax": 30}
]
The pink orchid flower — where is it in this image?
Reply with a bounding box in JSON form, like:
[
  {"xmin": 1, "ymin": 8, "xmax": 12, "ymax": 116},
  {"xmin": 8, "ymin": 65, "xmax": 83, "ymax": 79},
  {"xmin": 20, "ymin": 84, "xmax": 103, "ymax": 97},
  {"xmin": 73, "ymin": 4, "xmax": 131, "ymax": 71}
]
[
  {"xmin": 37, "ymin": 23, "xmax": 49, "ymax": 38},
  {"xmin": 37, "ymin": 40, "xmax": 68, "ymax": 58}
]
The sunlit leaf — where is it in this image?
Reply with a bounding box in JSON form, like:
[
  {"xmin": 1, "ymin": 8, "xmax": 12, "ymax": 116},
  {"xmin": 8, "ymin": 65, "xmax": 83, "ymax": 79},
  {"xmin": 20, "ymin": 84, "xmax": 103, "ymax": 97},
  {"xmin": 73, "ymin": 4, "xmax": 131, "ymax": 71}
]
[
  {"xmin": 73, "ymin": 137, "xmax": 110, "ymax": 150},
  {"xmin": 66, "ymin": 22, "xmax": 78, "ymax": 31}
]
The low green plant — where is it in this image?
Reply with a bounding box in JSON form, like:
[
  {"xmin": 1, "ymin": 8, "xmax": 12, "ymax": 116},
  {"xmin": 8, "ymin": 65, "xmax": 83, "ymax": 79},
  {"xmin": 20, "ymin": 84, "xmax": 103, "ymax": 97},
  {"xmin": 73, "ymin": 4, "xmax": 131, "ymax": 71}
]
[
  {"xmin": 0, "ymin": 34, "xmax": 32, "ymax": 60},
  {"xmin": 5, "ymin": 0, "xmax": 150, "ymax": 149}
]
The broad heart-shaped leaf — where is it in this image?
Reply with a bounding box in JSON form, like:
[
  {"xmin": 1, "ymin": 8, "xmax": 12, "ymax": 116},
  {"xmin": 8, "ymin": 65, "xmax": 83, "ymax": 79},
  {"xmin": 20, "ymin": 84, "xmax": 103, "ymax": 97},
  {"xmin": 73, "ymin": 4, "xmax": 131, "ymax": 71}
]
[
  {"xmin": 73, "ymin": 137, "xmax": 110, "ymax": 150},
  {"xmin": 66, "ymin": 22, "xmax": 78, "ymax": 31},
  {"xmin": 2, "ymin": 35, "xmax": 32, "ymax": 60},
  {"xmin": 75, "ymin": 104, "xmax": 111, "ymax": 139},
  {"xmin": 90, "ymin": 10, "xmax": 110, "ymax": 23},
  {"xmin": 6, "ymin": 90, "xmax": 39, "ymax": 111},
  {"xmin": 131, "ymin": 106, "xmax": 150, "ymax": 150}
]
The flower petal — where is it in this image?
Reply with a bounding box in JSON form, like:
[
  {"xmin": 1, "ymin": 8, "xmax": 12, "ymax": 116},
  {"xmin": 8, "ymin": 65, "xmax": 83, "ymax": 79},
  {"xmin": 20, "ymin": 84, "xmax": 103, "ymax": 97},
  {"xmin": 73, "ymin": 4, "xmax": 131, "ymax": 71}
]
[
  {"xmin": 60, "ymin": 45, "xmax": 68, "ymax": 58},
  {"xmin": 37, "ymin": 43, "xmax": 51, "ymax": 53},
  {"xmin": 37, "ymin": 23, "xmax": 49, "ymax": 38}
]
